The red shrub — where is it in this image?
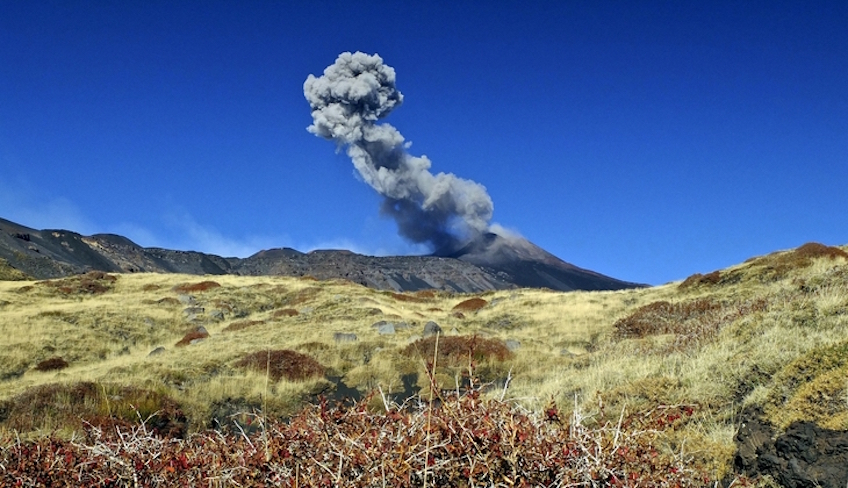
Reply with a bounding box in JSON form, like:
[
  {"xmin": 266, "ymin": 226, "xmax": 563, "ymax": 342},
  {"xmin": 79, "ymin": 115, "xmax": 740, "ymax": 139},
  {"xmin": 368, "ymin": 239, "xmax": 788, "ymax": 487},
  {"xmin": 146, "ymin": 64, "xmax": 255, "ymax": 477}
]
[
  {"xmin": 172, "ymin": 281, "xmax": 221, "ymax": 293},
  {"xmin": 452, "ymin": 297, "xmax": 487, "ymax": 312}
]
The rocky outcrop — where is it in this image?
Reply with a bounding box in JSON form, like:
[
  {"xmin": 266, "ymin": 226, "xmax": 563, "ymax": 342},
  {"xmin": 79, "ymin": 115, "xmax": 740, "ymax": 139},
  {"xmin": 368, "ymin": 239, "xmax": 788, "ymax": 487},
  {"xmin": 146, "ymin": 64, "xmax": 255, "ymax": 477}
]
[{"xmin": 734, "ymin": 409, "xmax": 848, "ymax": 488}]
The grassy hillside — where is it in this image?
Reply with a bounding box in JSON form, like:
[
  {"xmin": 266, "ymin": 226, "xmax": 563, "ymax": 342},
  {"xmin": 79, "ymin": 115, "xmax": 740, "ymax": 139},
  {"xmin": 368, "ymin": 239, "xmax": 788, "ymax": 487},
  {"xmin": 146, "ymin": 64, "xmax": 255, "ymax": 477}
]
[{"xmin": 1, "ymin": 242, "xmax": 847, "ymax": 484}]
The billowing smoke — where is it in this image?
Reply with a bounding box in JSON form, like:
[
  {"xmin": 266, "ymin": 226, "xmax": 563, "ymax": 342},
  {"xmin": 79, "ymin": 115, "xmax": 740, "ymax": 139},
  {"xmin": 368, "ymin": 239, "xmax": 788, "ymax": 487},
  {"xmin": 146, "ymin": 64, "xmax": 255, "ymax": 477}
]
[{"xmin": 304, "ymin": 52, "xmax": 493, "ymax": 254}]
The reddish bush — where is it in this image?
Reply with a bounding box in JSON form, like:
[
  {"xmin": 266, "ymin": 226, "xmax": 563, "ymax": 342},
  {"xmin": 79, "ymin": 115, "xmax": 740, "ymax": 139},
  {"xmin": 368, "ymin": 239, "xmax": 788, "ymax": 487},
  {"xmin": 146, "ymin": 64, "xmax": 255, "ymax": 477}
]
[
  {"xmin": 34, "ymin": 356, "xmax": 69, "ymax": 371},
  {"xmin": 390, "ymin": 292, "xmax": 428, "ymax": 303},
  {"xmin": 452, "ymin": 297, "xmax": 487, "ymax": 312},
  {"xmin": 175, "ymin": 330, "xmax": 209, "ymax": 347},
  {"xmin": 172, "ymin": 281, "xmax": 221, "ymax": 293},
  {"xmin": 235, "ymin": 349, "xmax": 324, "ymax": 382},
  {"xmin": 0, "ymin": 391, "xmax": 723, "ymax": 487},
  {"xmin": 222, "ymin": 320, "xmax": 265, "ymax": 333},
  {"xmin": 273, "ymin": 308, "xmax": 299, "ymax": 318},
  {"xmin": 38, "ymin": 271, "xmax": 117, "ymax": 295},
  {"xmin": 679, "ymin": 270, "xmax": 722, "ymax": 289}
]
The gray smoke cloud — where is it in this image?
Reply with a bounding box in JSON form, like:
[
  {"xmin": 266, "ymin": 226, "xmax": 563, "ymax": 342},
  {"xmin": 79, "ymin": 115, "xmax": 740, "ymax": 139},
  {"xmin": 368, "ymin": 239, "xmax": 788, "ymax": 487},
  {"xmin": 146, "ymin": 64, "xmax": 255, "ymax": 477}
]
[{"xmin": 304, "ymin": 51, "xmax": 493, "ymax": 253}]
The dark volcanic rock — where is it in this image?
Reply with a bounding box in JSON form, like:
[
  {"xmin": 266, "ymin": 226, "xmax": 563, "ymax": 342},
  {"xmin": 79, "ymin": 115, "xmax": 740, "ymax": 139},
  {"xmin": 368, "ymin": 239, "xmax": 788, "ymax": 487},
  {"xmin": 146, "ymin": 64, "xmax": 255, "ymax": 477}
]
[
  {"xmin": 734, "ymin": 409, "xmax": 848, "ymax": 488},
  {"xmin": 0, "ymin": 216, "xmax": 644, "ymax": 293}
]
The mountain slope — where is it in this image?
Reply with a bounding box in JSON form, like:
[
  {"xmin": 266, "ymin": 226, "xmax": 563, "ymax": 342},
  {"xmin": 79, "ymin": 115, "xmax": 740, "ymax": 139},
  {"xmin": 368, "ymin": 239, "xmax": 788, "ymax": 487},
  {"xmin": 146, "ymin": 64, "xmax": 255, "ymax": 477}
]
[{"xmin": 0, "ymin": 217, "xmax": 642, "ymax": 292}]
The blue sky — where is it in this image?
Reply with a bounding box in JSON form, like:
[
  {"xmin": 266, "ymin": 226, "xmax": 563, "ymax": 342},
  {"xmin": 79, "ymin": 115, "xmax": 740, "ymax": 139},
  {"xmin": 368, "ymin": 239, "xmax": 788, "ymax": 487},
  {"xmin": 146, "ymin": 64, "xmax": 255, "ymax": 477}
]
[{"xmin": 2, "ymin": 1, "xmax": 846, "ymax": 285}]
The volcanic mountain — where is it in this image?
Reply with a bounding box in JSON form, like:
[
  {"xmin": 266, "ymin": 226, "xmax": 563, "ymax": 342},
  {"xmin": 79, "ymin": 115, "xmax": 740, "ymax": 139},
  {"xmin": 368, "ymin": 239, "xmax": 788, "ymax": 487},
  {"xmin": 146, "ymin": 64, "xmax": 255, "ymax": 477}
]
[{"xmin": 0, "ymin": 216, "xmax": 644, "ymax": 292}]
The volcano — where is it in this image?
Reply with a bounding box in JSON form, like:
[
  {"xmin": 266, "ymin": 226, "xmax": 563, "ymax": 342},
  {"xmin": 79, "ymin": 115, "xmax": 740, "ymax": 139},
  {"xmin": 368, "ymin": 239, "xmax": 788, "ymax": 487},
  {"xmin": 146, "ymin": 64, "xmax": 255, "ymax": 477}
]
[
  {"xmin": 438, "ymin": 232, "xmax": 643, "ymax": 291},
  {"xmin": 0, "ymin": 216, "xmax": 644, "ymax": 292}
]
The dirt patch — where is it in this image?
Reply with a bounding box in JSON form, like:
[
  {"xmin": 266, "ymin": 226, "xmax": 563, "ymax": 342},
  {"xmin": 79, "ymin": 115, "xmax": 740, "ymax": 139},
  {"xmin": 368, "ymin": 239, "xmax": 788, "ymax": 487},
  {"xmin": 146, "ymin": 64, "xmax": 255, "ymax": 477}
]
[{"xmin": 735, "ymin": 409, "xmax": 848, "ymax": 488}]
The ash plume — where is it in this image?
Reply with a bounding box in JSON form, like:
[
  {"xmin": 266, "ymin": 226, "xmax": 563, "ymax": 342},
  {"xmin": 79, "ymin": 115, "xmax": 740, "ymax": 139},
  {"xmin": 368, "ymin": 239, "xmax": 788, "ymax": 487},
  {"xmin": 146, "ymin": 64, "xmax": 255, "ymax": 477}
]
[{"xmin": 304, "ymin": 51, "xmax": 493, "ymax": 253}]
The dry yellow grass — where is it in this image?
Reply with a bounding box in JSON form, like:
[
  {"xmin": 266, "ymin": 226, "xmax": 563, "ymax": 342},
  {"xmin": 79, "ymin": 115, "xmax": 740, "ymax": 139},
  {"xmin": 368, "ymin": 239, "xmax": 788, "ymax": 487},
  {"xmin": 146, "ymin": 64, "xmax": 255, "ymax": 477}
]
[{"xmin": 1, "ymin": 242, "xmax": 847, "ymax": 479}]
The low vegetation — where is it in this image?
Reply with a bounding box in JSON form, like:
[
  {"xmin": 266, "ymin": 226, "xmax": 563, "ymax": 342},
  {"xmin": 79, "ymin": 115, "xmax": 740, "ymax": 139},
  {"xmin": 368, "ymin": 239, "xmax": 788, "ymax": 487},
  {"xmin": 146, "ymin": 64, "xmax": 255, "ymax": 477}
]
[{"xmin": 0, "ymin": 241, "xmax": 846, "ymax": 485}]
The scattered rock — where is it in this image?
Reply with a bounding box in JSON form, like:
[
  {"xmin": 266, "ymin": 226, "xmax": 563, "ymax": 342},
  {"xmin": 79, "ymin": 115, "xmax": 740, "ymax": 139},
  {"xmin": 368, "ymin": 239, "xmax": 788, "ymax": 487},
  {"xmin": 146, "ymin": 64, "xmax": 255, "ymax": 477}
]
[
  {"xmin": 177, "ymin": 294, "xmax": 197, "ymax": 305},
  {"xmin": 195, "ymin": 326, "xmax": 209, "ymax": 335},
  {"xmin": 452, "ymin": 311, "xmax": 465, "ymax": 319},
  {"xmin": 559, "ymin": 349, "xmax": 575, "ymax": 357},
  {"xmin": 333, "ymin": 332, "xmax": 358, "ymax": 343},
  {"xmin": 155, "ymin": 297, "xmax": 180, "ymax": 306},
  {"xmin": 148, "ymin": 346, "xmax": 166, "ymax": 356},
  {"xmin": 423, "ymin": 321, "xmax": 442, "ymax": 338},
  {"xmin": 208, "ymin": 309, "xmax": 225, "ymax": 321},
  {"xmin": 374, "ymin": 322, "xmax": 396, "ymax": 335},
  {"xmin": 365, "ymin": 307, "xmax": 382, "ymax": 315},
  {"xmin": 505, "ymin": 339, "xmax": 521, "ymax": 351},
  {"xmin": 183, "ymin": 307, "xmax": 205, "ymax": 316}
]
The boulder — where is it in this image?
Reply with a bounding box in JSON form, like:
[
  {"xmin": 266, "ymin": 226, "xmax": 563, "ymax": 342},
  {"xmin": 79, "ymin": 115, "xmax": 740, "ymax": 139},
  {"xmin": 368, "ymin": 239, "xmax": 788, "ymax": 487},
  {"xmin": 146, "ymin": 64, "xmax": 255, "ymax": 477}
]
[
  {"xmin": 505, "ymin": 339, "xmax": 521, "ymax": 351},
  {"xmin": 374, "ymin": 322, "xmax": 396, "ymax": 335},
  {"xmin": 148, "ymin": 346, "xmax": 166, "ymax": 356},
  {"xmin": 423, "ymin": 321, "xmax": 442, "ymax": 338}
]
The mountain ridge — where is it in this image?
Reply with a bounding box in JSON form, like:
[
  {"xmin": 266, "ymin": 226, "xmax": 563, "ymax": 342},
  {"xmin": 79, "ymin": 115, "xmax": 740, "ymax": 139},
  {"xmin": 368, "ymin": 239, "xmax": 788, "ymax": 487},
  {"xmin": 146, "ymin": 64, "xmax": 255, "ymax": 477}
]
[{"xmin": 0, "ymin": 217, "xmax": 644, "ymax": 292}]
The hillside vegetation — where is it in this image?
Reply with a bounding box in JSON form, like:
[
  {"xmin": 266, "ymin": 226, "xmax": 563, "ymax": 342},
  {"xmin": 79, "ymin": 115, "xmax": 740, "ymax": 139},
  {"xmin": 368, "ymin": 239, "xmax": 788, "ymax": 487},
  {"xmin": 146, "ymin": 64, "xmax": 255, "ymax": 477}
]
[{"xmin": 1, "ymin": 243, "xmax": 847, "ymax": 485}]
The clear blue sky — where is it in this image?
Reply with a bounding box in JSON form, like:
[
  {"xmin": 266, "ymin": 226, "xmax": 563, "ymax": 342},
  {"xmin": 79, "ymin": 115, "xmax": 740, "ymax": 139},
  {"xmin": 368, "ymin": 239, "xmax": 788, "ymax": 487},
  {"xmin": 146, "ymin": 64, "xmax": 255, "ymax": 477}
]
[{"xmin": 2, "ymin": 1, "xmax": 846, "ymax": 285}]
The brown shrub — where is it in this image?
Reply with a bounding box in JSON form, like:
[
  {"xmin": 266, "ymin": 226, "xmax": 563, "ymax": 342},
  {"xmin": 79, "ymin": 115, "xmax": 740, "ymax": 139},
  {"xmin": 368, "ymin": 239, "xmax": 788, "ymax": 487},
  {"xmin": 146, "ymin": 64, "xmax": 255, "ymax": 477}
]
[
  {"xmin": 235, "ymin": 350, "xmax": 325, "ymax": 382},
  {"xmin": 34, "ymin": 356, "xmax": 69, "ymax": 372},
  {"xmin": 747, "ymin": 242, "xmax": 848, "ymax": 282},
  {"xmin": 613, "ymin": 299, "xmax": 723, "ymax": 339},
  {"xmin": 0, "ymin": 393, "xmax": 714, "ymax": 485},
  {"xmin": 390, "ymin": 292, "xmax": 428, "ymax": 303},
  {"xmin": 679, "ymin": 270, "xmax": 722, "ymax": 290},
  {"xmin": 273, "ymin": 308, "xmax": 299, "ymax": 318},
  {"xmin": 404, "ymin": 335, "xmax": 513, "ymax": 366},
  {"xmin": 222, "ymin": 320, "xmax": 265, "ymax": 333},
  {"xmin": 613, "ymin": 298, "xmax": 768, "ymax": 352},
  {"xmin": 175, "ymin": 330, "xmax": 209, "ymax": 347},
  {"xmin": 0, "ymin": 382, "xmax": 186, "ymax": 437},
  {"xmin": 172, "ymin": 281, "xmax": 221, "ymax": 293},
  {"xmin": 794, "ymin": 242, "xmax": 848, "ymax": 260},
  {"xmin": 452, "ymin": 297, "xmax": 488, "ymax": 312},
  {"xmin": 38, "ymin": 271, "xmax": 118, "ymax": 295}
]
